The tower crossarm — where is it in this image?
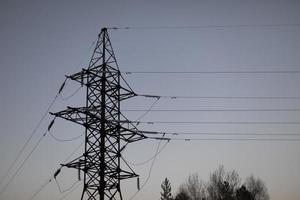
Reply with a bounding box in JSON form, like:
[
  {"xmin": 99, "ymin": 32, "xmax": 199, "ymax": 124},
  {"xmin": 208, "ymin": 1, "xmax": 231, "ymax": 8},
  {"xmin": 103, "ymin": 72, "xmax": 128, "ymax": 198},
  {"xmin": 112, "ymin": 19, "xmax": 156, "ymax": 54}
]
[
  {"xmin": 50, "ymin": 106, "xmax": 102, "ymax": 127},
  {"xmin": 66, "ymin": 67, "xmax": 136, "ymax": 101},
  {"xmin": 118, "ymin": 126, "xmax": 147, "ymax": 142}
]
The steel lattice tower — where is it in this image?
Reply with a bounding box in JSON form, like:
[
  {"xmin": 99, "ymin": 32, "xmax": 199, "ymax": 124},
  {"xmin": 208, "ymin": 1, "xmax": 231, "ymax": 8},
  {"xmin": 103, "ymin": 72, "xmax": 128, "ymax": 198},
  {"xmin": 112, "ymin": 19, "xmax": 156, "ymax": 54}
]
[{"xmin": 51, "ymin": 28, "xmax": 146, "ymax": 200}]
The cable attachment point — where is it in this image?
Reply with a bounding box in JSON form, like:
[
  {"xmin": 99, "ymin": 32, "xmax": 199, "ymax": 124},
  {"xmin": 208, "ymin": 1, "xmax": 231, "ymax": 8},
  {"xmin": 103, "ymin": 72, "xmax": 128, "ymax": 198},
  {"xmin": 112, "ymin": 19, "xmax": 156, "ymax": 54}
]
[
  {"xmin": 139, "ymin": 94, "xmax": 161, "ymax": 99},
  {"xmin": 137, "ymin": 176, "xmax": 140, "ymax": 191},
  {"xmin": 48, "ymin": 117, "xmax": 56, "ymax": 132},
  {"xmin": 109, "ymin": 27, "xmax": 119, "ymax": 30},
  {"xmin": 58, "ymin": 78, "xmax": 67, "ymax": 94},
  {"xmin": 81, "ymin": 70, "xmax": 85, "ymax": 86},
  {"xmin": 54, "ymin": 167, "xmax": 62, "ymax": 179}
]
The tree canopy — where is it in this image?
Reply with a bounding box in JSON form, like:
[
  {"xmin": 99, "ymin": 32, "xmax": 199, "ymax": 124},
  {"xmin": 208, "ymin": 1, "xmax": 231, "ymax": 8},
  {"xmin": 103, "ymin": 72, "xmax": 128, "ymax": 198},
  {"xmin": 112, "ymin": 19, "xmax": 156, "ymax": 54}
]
[
  {"xmin": 172, "ymin": 165, "xmax": 269, "ymax": 200},
  {"xmin": 161, "ymin": 177, "xmax": 173, "ymax": 200}
]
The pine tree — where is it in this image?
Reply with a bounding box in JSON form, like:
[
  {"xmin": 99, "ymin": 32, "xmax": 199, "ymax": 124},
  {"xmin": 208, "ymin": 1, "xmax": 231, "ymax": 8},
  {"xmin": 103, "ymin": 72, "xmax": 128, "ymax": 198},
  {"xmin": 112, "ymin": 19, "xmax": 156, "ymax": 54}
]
[{"xmin": 161, "ymin": 177, "xmax": 173, "ymax": 200}]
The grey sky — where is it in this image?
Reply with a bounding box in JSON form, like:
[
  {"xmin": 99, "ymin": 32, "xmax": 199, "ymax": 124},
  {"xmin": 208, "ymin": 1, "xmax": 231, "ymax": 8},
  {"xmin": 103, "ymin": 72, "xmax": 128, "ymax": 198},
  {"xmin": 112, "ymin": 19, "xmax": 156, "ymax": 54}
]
[{"xmin": 0, "ymin": 1, "xmax": 300, "ymax": 200}]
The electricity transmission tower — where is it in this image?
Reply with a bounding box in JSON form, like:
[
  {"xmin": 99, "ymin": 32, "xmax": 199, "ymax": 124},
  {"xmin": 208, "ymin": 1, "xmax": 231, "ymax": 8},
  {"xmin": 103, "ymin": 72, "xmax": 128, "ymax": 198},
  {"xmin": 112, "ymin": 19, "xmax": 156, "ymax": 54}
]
[{"xmin": 51, "ymin": 28, "xmax": 146, "ymax": 200}]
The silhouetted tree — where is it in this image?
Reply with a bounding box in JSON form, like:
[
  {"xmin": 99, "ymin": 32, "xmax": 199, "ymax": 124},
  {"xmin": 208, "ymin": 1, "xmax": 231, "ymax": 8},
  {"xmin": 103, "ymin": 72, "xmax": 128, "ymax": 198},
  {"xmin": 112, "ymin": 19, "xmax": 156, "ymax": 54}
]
[
  {"xmin": 219, "ymin": 181, "xmax": 234, "ymax": 200},
  {"xmin": 207, "ymin": 165, "xmax": 240, "ymax": 200},
  {"xmin": 235, "ymin": 185, "xmax": 253, "ymax": 200},
  {"xmin": 174, "ymin": 166, "xmax": 269, "ymax": 200},
  {"xmin": 161, "ymin": 177, "xmax": 173, "ymax": 200},
  {"xmin": 181, "ymin": 173, "xmax": 206, "ymax": 200},
  {"xmin": 175, "ymin": 189, "xmax": 191, "ymax": 200},
  {"xmin": 245, "ymin": 175, "xmax": 269, "ymax": 200}
]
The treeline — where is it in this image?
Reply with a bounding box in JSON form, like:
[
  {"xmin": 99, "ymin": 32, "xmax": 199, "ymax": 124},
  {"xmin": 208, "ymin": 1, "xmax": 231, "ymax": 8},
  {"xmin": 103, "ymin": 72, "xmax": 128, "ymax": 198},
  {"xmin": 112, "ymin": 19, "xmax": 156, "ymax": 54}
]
[{"xmin": 160, "ymin": 165, "xmax": 269, "ymax": 200}]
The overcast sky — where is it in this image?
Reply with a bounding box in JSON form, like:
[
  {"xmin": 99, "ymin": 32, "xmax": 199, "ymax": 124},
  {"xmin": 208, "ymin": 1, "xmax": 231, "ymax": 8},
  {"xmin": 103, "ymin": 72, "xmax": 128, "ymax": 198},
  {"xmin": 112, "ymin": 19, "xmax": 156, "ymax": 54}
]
[{"xmin": 0, "ymin": 1, "xmax": 300, "ymax": 200}]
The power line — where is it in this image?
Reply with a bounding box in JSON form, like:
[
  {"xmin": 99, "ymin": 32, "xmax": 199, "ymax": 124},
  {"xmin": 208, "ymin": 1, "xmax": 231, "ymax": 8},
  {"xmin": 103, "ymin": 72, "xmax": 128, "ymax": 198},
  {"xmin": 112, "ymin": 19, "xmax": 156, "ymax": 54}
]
[
  {"xmin": 0, "ymin": 78, "xmax": 67, "ymax": 188},
  {"xmin": 128, "ymin": 135, "xmax": 167, "ymax": 200},
  {"xmin": 108, "ymin": 23, "xmax": 300, "ymax": 30},
  {"xmin": 67, "ymin": 38, "xmax": 98, "ymax": 77},
  {"xmin": 0, "ymin": 130, "xmax": 47, "ymax": 196},
  {"xmin": 1, "ymin": 75, "xmax": 82, "ymax": 196},
  {"xmin": 58, "ymin": 182, "xmax": 81, "ymax": 200},
  {"xmin": 21, "ymin": 39, "xmax": 97, "ymax": 200},
  {"xmin": 4, "ymin": 42, "xmax": 95, "ymax": 197},
  {"xmin": 26, "ymin": 176, "xmax": 53, "ymax": 200},
  {"xmin": 124, "ymin": 140, "xmax": 169, "ymax": 166},
  {"xmin": 55, "ymin": 179, "xmax": 79, "ymax": 193},
  {"xmin": 0, "ymin": 92, "xmax": 58, "ymax": 187},
  {"xmin": 60, "ymin": 86, "xmax": 82, "ymax": 101},
  {"xmin": 49, "ymin": 131, "xmax": 84, "ymax": 142},
  {"xmin": 124, "ymin": 120, "xmax": 300, "ymax": 125},
  {"xmin": 135, "ymin": 98, "xmax": 160, "ymax": 121},
  {"xmin": 140, "ymin": 130, "xmax": 300, "ymax": 136},
  {"xmin": 136, "ymin": 93, "xmax": 300, "ymax": 100},
  {"xmin": 123, "ymin": 108, "xmax": 300, "ymax": 112},
  {"xmin": 62, "ymin": 142, "xmax": 84, "ymax": 164},
  {"xmin": 148, "ymin": 137, "xmax": 300, "ymax": 142},
  {"xmin": 0, "ymin": 116, "xmax": 58, "ymax": 196},
  {"xmin": 26, "ymin": 166, "xmax": 63, "ymax": 200},
  {"xmin": 123, "ymin": 70, "xmax": 300, "ymax": 74},
  {"xmin": 26, "ymin": 142, "xmax": 84, "ymax": 200}
]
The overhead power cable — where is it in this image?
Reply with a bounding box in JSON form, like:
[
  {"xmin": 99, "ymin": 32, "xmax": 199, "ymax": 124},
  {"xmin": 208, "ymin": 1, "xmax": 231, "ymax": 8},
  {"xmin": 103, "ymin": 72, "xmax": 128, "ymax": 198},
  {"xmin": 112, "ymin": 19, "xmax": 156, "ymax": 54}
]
[
  {"xmin": 107, "ymin": 23, "xmax": 300, "ymax": 30},
  {"xmin": 26, "ymin": 141, "xmax": 84, "ymax": 200},
  {"xmin": 26, "ymin": 176, "xmax": 53, "ymax": 200},
  {"xmin": 68, "ymin": 38, "xmax": 98, "ymax": 76},
  {"xmin": 136, "ymin": 93, "xmax": 300, "ymax": 100},
  {"xmin": 26, "ymin": 166, "xmax": 63, "ymax": 200},
  {"xmin": 58, "ymin": 182, "xmax": 81, "ymax": 200},
  {"xmin": 123, "ymin": 108, "xmax": 300, "ymax": 112},
  {"xmin": 55, "ymin": 179, "xmax": 79, "ymax": 193},
  {"xmin": 0, "ymin": 130, "xmax": 48, "ymax": 196},
  {"xmin": 135, "ymin": 97, "xmax": 160, "ymax": 121},
  {"xmin": 128, "ymin": 134, "xmax": 167, "ymax": 200},
  {"xmin": 124, "ymin": 140, "xmax": 169, "ymax": 166},
  {"xmin": 49, "ymin": 131, "xmax": 84, "ymax": 142},
  {"xmin": 62, "ymin": 141, "xmax": 84, "ymax": 164},
  {"xmin": 140, "ymin": 130, "xmax": 300, "ymax": 136},
  {"xmin": 60, "ymin": 86, "xmax": 82, "ymax": 101},
  {"xmin": 123, "ymin": 70, "xmax": 300, "ymax": 74},
  {"xmin": 123, "ymin": 120, "xmax": 300, "ymax": 125},
  {"xmin": 0, "ymin": 78, "xmax": 67, "ymax": 188},
  {"xmin": 148, "ymin": 137, "xmax": 300, "ymax": 142},
  {"xmin": 0, "ymin": 117, "xmax": 57, "ymax": 196},
  {"xmin": 24, "ymin": 39, "xmax": 96, "ymax": 199}
]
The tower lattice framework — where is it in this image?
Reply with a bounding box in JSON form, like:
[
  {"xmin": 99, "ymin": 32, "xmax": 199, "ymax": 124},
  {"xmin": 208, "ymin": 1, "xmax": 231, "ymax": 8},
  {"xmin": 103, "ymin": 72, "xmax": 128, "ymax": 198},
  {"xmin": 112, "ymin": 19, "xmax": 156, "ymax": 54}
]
[{"xmin": 51, "ymin": 28, "xmax": 146, "ymax": 200}]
